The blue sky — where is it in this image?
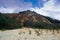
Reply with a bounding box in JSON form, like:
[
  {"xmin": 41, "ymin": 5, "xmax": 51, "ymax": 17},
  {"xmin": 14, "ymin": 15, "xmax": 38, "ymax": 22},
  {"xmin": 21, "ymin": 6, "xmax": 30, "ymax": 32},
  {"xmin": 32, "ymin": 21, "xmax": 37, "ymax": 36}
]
[
  {"xmin": 0, "ymin": 0, "xmax": 44, "ymax": 8},
  {"xmin": 0, "ymin": 0, "xmax": 60, "ymax": 20},
  {"xmin": 0, "ymin": 0, "xmax": 48, "ymax": 13},
  {"xmin": 23, "ymin": 0, "xmax": 43, "ymax": 8},
  {"xmin": 0, "ymin": 0, "xmax": 49, "ymax": 13}
]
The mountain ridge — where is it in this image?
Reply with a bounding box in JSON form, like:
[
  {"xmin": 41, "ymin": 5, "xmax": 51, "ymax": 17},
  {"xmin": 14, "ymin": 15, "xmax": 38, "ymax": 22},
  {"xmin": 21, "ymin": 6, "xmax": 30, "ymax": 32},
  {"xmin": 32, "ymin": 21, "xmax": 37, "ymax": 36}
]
[{"xmin": 6, "ymin": 10, "xmax": 52, "ymax": 24}]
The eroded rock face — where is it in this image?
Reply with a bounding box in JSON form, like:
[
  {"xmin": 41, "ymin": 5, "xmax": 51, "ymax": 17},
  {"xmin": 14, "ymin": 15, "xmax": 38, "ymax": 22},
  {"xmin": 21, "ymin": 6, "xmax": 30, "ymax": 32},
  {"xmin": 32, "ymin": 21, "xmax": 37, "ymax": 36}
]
[
  {"xmin": 5, "ymin": 10, "xmax": 52, "ymax": 26},
  {"xmin": 0, "ymin": 28, "xmax": 60, "ymax": 40}
]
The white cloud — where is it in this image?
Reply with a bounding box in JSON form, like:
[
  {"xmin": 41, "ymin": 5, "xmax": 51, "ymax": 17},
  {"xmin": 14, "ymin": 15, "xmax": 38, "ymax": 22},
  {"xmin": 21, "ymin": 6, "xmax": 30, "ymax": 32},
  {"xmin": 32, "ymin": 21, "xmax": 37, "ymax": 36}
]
[
  {"xmin": 0, "ymin": 0, "xmax": 32, "ymax": 13},
  {"xmin": 0, "ymin": 7, "xmax": 16, "ymax": 13},
  {"xmin": 32, "ymin": 0, "xmax": 60, "ymax": 20}
]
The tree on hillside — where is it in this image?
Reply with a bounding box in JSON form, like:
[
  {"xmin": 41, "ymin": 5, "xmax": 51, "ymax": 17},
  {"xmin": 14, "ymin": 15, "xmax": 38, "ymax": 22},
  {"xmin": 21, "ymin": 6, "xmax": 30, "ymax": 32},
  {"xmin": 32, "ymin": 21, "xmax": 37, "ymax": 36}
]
[{"xmin": 0, "ymin": 13, "xmax": 8, "ymax": 29}]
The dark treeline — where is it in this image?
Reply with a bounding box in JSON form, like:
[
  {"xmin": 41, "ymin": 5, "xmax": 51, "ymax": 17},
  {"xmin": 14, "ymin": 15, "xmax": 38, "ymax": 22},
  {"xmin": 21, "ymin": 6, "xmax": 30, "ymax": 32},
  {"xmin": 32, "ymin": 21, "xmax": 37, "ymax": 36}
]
[{"xmin": 23, "ymin": 20, "xmax": 60, "ymax": 30}]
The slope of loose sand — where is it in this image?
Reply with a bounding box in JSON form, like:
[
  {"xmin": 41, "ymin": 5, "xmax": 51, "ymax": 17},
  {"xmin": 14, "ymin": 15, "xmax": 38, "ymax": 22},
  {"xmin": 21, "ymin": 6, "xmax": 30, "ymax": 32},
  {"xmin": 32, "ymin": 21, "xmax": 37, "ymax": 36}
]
[{"xmin": 0, "ymin": 27, "xmax": 60, "ymax": 40}]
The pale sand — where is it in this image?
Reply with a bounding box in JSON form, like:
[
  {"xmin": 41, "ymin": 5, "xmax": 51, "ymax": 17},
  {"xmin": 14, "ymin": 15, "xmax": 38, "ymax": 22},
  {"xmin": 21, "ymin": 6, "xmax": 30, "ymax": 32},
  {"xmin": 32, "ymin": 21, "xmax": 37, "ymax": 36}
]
[{"xmin": 0, "ymin": 28, "xmax": 60, "ymax": 40}]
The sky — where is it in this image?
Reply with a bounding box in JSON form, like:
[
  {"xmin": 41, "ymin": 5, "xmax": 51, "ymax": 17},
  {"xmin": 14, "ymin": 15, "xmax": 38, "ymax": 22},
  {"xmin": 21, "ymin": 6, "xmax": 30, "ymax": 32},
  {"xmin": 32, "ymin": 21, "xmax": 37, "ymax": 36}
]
[{"xmin": 0, "ymin": 0, "xmax": 60, "ymax": 20}]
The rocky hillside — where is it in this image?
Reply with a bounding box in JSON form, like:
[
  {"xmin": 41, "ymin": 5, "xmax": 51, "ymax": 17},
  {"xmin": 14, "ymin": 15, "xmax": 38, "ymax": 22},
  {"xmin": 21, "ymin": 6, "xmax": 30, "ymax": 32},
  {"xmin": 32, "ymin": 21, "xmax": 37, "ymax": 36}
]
[
  {"xmin": 0, "ymin": 10, "xmax": 60, "ymax": 29},
  {"xmin": 6, "ymin": 10, "xmax": 51, "ymax": 24}
]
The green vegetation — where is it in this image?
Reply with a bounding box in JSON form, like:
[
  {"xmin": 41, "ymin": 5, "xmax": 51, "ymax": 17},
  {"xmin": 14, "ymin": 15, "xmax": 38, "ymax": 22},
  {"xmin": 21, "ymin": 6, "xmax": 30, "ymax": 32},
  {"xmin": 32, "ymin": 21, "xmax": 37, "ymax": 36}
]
[
  {"xmin": 23, "ymin": 20, "xmax": 60, "ymax": 30},
  {"xmin": 0, "ymin": 13, "xmax": 22, "ymax": 30},
  {"xmin": 0, "ymin": 13, "xmax": 8, "ymax": 29}
]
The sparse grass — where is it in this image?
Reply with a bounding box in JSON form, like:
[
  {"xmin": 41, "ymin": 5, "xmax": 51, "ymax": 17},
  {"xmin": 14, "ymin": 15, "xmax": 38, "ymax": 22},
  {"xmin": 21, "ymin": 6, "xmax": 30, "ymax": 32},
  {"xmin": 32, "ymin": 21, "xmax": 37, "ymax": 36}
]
[
  {"xmin": 52, "ymin": 30, "xmax": 54, "ymax": 35},
  {"xmin": 57, "ymin": 30, "xmax": 59, "ymax": 34},
  {"xmin": 25, "ymin": 37, "xmax": 27, "ymax": 40},
  {"xmin": 23, "ymin": 32, "xmax": 25, "ymax": 34},
  {"xmin": 35, "ymin": 30, "xmax": 40, "ymax": 36},
  {"xmin": 0, "ymin": 36, "xmax": 1, "ymax": 39},
  {"xmin": 29, "ymin": 30, "xmax": 31, "ymax": 35},
  {"xmin": 18, "ymin": 31, "xmax": 22, "ymax": 35}
]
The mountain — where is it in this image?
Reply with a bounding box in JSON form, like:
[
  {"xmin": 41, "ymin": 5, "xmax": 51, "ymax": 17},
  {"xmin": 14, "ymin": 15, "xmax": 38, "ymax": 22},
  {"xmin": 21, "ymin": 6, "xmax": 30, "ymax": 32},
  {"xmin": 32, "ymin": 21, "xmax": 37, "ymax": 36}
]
[
  {"xmin": 0, "ymin": 10, "xmax": 60, "ymax": 29},
  {"xmin": 6, "ymin": 10, "xmax": 52, "ymax": 24}
]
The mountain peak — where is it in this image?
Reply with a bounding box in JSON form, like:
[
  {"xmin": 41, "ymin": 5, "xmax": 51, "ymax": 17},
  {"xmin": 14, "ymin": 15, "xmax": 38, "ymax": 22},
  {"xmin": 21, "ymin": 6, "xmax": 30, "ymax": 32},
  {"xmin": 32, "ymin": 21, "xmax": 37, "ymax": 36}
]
[{"xmin": 18, "ymin": 10, "xmax": 37, "ymax": 14}]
